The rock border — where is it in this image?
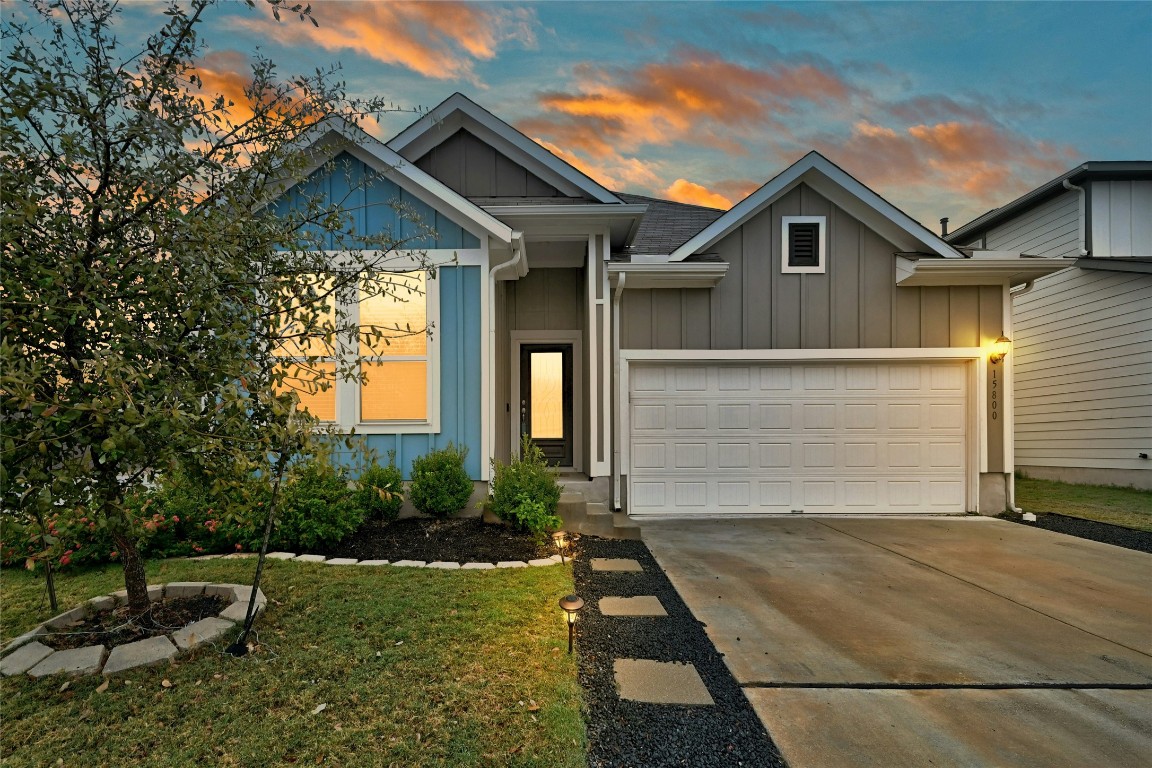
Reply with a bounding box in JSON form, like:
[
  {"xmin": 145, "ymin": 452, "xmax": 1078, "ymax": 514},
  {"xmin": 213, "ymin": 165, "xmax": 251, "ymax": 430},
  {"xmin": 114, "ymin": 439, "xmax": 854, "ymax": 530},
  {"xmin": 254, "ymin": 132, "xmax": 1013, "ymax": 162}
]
[
  {"xmin": 0, "ymin": 582, "xmax": 265, "ymax": 679},
  {"xmin": 189, "ymin": 552, "xmax": 567, "ymax": 569}
]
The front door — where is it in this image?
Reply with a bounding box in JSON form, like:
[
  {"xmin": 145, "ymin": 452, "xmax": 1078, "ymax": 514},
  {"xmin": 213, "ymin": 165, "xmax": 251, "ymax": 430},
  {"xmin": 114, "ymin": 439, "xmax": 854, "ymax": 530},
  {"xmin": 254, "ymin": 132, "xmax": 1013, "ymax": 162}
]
[{"xmin": 519, "ymin": 344, "xmax": 573, "ymax": 466}]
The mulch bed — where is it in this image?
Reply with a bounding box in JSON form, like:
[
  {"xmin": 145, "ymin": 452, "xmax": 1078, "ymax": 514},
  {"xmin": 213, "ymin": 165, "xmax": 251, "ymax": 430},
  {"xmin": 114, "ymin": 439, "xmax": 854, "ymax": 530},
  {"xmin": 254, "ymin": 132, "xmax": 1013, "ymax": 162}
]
[
  {"xmin": 41, "ymin": 595, "xmax": 225, "ymax": 651},
  {"xmin": 316, "ymin": 516, "xmax": 553, "ymax": 563},
  {"xmin": 1000, "ymin": 511, "xmax": 1152, "ymax": 554}
]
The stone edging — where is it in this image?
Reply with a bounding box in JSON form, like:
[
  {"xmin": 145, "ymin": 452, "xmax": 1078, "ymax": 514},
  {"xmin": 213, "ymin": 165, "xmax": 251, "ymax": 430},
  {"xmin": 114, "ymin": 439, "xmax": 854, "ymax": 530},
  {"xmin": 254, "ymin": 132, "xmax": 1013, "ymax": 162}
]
[
  {"xmin": 189, "ymin": 552, "xmax": 568, "ymax": 570},
  {"xmin": 0, "ymin": 582, "xmax": 265, "ymax": 679}
]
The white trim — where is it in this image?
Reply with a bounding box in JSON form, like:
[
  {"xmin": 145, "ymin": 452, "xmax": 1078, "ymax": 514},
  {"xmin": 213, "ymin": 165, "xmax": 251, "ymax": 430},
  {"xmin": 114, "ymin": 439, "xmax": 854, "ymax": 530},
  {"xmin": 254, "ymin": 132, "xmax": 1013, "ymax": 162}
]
[
  {"xmin": 511, "ymin": 331, "xmax": 583, "ymax": 473},
  {"xmin": 606, "ymin": 262, "xmax": 729, "ymax": 289},
  {"xmin": 622, "ymin": 347, "xmax": 983, "ymax": 362},
  {"xmin": 781, "ymin": 215, "xmax": 826, "ymax": 274},
  {"xmin": 386, "ymin": 93, "xmax": 622, "ymax": 204},
  {"xmin": 670, "ymin": 151, "xmax": 962, "ymax": 261},
  {"xmin": 895, "ymin": 256, "xmax": 1070, "ymax": 287}
]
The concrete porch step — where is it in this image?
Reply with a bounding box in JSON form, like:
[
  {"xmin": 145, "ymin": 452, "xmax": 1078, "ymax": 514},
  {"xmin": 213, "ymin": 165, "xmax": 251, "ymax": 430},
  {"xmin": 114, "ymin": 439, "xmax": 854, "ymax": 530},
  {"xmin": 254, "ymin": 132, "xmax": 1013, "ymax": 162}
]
[{"xmin": 555, "ymin": 495, "xmax": 642, "ymax": 540}]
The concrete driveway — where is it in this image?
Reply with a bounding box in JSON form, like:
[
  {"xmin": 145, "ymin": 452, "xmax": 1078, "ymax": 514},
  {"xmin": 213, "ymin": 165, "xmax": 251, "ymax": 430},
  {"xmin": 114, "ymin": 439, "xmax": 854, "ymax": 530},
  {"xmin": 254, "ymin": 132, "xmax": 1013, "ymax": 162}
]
[{"xmin": 642, "ymin": 517, "xmax": 1152, "ymax": 768}]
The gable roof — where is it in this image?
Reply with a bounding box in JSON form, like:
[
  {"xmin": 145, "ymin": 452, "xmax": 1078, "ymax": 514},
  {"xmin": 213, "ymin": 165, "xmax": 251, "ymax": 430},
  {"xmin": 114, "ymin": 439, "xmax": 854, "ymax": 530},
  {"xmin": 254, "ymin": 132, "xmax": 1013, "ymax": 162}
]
[
  {"xmin": 614, "ymin": 193, "xmax": 725, "ymax": 258},
  {"xmin": 387, "ymin": 93, "xmax": 623, "ymax": 205},
  {"xmin": 670, "ymin": 151, "xmax": 962, "ymax": 261},
  {"xmin": 287, "ymin": 116, "xmax": 514, "ymax": 245},
  {"xmin": 947, "ymin": 161, "xmax": 1152, "ymax": 245}
]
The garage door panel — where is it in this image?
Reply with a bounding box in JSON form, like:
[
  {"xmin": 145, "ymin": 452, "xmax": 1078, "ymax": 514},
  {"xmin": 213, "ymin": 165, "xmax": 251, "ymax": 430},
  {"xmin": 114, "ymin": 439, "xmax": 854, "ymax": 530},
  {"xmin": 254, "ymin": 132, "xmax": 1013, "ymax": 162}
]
[{"xmin": 629, "ymin": 362, "xmax": 968, "ymax": 515}]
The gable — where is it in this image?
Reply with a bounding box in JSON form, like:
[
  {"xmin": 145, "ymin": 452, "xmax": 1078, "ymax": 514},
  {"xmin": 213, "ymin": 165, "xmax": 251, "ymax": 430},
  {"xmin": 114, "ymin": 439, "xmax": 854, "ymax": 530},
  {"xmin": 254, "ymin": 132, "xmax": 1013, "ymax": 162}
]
[
  {"xmin": 272, "ymin": 152, "xmax": 482, "ymax": 250},
  {"xmin": 414, "ymin": 128, "xmax": 574, "ymax": 201}
]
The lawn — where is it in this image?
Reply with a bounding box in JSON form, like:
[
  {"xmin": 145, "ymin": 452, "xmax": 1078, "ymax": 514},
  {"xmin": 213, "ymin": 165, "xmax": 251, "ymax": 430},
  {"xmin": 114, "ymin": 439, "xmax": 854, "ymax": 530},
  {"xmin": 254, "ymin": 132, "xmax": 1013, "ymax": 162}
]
[
  {"xmin": 1015, "ymin": 476, "xmax": 1152, "ymax": 532},
  {"xmin": 1, "ymin": 558, "xmax": 586, "ymax": 767}
]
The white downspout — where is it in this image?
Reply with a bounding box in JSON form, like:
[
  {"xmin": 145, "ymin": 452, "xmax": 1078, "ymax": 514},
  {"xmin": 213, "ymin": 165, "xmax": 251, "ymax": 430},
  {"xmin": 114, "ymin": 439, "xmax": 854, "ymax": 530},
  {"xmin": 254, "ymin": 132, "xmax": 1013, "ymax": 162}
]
[
  {"xmin": 1062, "ymin": 179, "xmax": 1090, "ymax": 257},
  {"xmin": 487, "ymin": 232, "xmax": 523, "ymax": 491},
  {"xmin": 611, "ymin": 272, "xmax": 626, "ymax": 511}
]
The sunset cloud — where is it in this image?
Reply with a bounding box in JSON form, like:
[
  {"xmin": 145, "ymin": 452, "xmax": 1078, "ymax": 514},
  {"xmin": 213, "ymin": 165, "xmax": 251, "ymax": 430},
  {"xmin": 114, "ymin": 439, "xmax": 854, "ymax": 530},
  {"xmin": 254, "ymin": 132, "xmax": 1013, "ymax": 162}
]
[
  {"xmin": 663, "ymin": 179, "xmax": 732, "ymax": 209},
  {"xmin": 534, "ymin": 139, "xmax": 663, "ymax": 192},
  {"xmin": 238, "ymin": 1, "xmax": 538, "ymax": 84}
]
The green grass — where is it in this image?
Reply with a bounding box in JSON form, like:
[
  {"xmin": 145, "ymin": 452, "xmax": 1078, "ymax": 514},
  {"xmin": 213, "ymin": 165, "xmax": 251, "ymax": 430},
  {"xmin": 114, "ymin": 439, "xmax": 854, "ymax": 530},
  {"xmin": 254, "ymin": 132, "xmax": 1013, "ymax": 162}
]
[
  {"xmin": 1016, "ymin": 476, "xmax": 1152, "ymax": 532},
  {"xmin": 1, "ymin": 558, "xmax": 586, "ymax": 767}
]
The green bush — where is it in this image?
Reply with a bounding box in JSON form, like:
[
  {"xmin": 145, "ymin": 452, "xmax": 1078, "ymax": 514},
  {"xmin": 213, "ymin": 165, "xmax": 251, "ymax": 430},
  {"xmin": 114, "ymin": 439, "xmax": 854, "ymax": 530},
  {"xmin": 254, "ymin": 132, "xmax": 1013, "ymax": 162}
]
[
  {"xmin": 271, "ymin": 456, "xmax": 363, "ymax": 551},
  {"xmin": 355, "ymin": 451, "xmax": 404, "ymax": 523},
  {"xmin": 487, "ymin": 435, "xmax": 562, "ymax": 536},
  {"xmin": 409, "ymin": 443, "xmax": 473, "ymax": 518}
]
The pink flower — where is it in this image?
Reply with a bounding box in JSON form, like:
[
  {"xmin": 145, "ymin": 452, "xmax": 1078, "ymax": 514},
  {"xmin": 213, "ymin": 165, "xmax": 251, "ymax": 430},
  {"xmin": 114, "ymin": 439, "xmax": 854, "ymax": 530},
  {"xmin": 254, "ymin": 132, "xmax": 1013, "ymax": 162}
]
[
  {"xmin": 171, "ymin": 516, "xmax": 180, "ymax": 523},
  {"xmin": 109, "ymin": 550, "xmax": 118, "ymax": 559},
  {"xmin": 59, "ymin": 554, "xmax": 71, "ymax": 566},
  {"xmin": 234, "ymin": 544, "xmax": 242, "ymax": 551}
]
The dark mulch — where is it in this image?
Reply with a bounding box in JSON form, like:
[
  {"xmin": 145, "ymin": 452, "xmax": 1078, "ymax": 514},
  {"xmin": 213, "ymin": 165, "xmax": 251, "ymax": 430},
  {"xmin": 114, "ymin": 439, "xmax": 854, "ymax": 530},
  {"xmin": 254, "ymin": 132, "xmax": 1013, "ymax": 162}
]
[
  {"xmin": 42, "ymin": 595, "xmax": 225, "ymax": 651},
  {"xmin": 317, "ymin": 516, "xmax": 553, "ymax": 563},
  {"xmin": 574, "ymin": 537, "xmax": 785, "ymax": 768},
  {"xmin": 1000, "ymin": 511, "xmax": 1152, "ymax": 554}
]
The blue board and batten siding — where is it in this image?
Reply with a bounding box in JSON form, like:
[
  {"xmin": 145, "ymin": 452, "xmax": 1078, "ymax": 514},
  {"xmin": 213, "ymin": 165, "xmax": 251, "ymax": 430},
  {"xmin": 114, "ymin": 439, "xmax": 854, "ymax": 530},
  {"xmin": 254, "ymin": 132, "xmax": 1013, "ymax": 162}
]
[
  {"xmin": 273, "ymin": 152, "xmax": 480, "ymax": 250},
  {"xmin": 273, "ymin": 152, "xmax": 486, "ymax": 480},
  {"xmin": 363, "ymin": 265, "xmax": 483, "ymax": 479}
]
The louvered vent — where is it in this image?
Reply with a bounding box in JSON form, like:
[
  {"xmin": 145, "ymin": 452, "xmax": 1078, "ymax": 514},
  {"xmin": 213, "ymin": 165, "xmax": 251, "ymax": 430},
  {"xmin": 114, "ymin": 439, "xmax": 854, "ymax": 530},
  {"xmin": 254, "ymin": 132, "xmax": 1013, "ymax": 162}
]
[{"xmin": 788, "ymin": 222, "xmax": 820, "ymax": 267}]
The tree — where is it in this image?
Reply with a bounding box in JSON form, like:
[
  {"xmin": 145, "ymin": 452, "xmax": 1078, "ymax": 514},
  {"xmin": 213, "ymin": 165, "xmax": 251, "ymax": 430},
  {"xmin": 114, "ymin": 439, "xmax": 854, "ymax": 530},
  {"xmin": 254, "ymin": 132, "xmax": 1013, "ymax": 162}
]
[{"xmin": 1, "ymin": 0, "xmax": 435, "ymax": 614}]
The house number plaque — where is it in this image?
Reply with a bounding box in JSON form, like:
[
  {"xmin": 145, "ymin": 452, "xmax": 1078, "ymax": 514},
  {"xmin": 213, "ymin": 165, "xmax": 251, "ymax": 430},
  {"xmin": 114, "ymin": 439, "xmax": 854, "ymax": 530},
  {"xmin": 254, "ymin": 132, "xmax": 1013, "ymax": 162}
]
[{"xmin": 990, "ymin": 368, "xmax": 999, "ymax": 421}]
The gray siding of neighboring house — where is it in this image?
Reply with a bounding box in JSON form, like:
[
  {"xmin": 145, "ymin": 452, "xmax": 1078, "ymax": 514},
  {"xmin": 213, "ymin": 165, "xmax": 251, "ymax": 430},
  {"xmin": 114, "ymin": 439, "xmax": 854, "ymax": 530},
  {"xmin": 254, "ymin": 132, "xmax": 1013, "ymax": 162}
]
[
  {"xmin": 1013, "ymin": 267, "xmax": 1152, "ymax": 487},
  {"xmin": 1090, "ymin": 180, "xmax": 1152, "ymax": 257},
  {"xmin": 621, "ymin": 184, "xmax": 1004, "ymax": 351},
  {"xmin": 413, "ymin": 129, "xmax": 570, "ymax": 199},
  {"xmin": 972, "ymin": 190, "xmax": 1081, "ymax": 258}
]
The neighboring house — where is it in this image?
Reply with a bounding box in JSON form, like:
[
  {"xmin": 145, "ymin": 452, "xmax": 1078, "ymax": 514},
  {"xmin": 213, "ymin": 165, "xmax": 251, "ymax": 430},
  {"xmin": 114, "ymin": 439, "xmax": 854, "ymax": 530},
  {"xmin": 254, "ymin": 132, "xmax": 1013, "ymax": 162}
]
[
  {"xmin": 947, "ymin": 163, "xmax": 1152, "ymax": 490},
  {"xmin": 271, "ymin": 93, "xmax": 1066, "ymax": 516}
]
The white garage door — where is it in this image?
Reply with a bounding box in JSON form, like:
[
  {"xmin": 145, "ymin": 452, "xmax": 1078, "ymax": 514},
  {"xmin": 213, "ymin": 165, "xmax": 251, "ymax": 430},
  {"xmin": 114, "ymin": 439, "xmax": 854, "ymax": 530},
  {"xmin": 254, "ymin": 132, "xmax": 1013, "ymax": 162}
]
[{"xmin": 628, "ymin": 362, "xmax": 968, "ymax": 515}]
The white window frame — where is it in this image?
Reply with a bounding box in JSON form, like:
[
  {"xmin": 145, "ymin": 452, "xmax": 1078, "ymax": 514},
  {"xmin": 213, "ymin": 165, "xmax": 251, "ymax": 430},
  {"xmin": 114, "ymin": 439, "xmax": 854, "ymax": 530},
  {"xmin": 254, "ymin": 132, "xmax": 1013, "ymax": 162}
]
[{"xmin": 781, "ymin": 215, "xmax": 827, "ymax": 274}]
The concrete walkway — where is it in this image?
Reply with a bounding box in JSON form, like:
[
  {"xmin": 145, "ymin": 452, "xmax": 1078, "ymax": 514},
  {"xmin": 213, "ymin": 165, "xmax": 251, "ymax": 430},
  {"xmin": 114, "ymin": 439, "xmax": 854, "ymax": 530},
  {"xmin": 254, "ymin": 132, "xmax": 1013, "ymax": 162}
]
[{"xmin": 642, "ymin": 517, "xmax": 1152, "ymax": 768}]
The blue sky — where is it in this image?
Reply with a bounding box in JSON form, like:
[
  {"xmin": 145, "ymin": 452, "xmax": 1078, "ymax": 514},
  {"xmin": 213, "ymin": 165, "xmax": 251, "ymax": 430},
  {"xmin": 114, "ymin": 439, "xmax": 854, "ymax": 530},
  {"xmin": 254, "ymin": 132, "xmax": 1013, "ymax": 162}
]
[{"xmin": 32, "ymin": 1, "xmax": 1152, "ymax": 228}]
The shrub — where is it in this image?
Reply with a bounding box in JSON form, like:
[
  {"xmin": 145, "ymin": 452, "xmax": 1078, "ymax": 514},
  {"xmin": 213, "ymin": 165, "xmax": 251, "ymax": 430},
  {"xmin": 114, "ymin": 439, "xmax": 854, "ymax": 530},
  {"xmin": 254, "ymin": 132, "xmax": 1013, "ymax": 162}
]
[
  {"xmin": 272, "ymin": 456, "xmax": 363, "ymax": 551},
  {"xmin": 487, "ymin": 435, "xmax": 562, "ymax": 536},
  {"xmin": 355, "ymin": 451, "xmax": 404, "ymax": 523},
  {"xmin": 409, "ymin": 443, "xmax": 473, "ymax": 518}
]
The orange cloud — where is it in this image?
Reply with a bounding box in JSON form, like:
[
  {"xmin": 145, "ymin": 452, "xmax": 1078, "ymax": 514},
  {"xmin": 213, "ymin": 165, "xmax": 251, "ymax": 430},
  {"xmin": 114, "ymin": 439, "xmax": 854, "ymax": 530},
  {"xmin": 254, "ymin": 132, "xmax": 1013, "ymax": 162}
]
[
  {"xmin": 663, "ymin": 180, "xmax": 732, "ymax": 209},
  {"xmin": 237, "ymin": 2, "xmax": 537, "ymax": 84},
  {"xmin": 534, "ymin": 139, "xmax": 662, "ymax": 191}
]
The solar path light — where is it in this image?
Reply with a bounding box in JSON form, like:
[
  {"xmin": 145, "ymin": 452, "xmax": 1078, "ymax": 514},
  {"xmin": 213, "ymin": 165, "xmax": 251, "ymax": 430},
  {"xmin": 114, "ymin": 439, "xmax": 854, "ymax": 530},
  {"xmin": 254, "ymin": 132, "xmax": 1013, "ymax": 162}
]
[{"xmin": 559, "ymin": 594, "xmax": 585, "ymax": 654}]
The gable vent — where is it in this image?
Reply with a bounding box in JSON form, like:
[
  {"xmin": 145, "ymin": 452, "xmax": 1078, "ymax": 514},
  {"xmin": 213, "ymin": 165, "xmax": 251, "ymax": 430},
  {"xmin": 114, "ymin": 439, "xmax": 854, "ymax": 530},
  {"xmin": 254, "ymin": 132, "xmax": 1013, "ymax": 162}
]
[{"xmin": 788, "ymin": 222, "xmax": 820, "ymax": 267}]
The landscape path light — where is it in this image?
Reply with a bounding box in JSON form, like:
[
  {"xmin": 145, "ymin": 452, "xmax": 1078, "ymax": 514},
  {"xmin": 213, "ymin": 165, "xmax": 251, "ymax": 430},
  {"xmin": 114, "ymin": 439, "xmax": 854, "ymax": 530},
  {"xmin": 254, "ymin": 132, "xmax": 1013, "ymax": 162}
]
[
  {"xmin": 559, "ymin": 594, "xmax": 584, "ymax": 654},
  {"xmin": 551, "ymin": 530, "xmax": 570, "ymax": 564}
]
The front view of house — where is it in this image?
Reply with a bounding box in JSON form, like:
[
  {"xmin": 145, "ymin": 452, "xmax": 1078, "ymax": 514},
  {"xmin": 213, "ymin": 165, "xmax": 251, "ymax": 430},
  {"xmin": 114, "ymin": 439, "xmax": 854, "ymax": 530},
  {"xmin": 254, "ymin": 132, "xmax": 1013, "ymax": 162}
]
[{"xmin": 273, "ymin": 94, "xmax": 1067, "ymax": 518}]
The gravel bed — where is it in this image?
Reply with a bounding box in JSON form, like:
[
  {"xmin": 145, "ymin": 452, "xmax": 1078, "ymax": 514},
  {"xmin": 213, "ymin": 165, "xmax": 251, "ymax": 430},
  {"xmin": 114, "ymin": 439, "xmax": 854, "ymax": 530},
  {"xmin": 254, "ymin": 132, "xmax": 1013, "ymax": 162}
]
[
  {"xmin": 1001, "ymin": 511, "xmax": 1152, "ymax": 554},
  {"xmin": 573, "ymin": 537, "xmax": 784, "ymax": 768}
]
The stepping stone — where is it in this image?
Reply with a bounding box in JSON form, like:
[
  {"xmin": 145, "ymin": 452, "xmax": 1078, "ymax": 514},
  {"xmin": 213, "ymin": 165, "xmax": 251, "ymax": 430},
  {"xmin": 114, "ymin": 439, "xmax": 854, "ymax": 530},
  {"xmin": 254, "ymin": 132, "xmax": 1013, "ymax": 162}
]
[
  {"xmin": 496, "ymin": 561, "xmax": 528, "ymax": 568},
  {"xmin": 528, "ymin": 558, "xmax": 556, "ymax": 567},
  {"xmin": 426, "ymin": 561, "xmax": 461, "ymax": 569},
  {"xmin": 1, "ymin": 641, "xmax": 54, "ymax": 677},
  {"xmin": 599, "ymin": 596, "xmax": 667, "ymax": 617},
  {"xmin": 462, "ymin": 562, "xmax": 495, "ymax": 570},
  {"xmin": 293, "ymin": 554, "xmax": 326, "ymax": 563},
  {"xmin": 164, "ymin": 582, "xmax": 209, "ymax": 599},
  {"xmin": 357, "ymin": 559, "xmax": 389, "ymax": 566},
  {"xmin": 324, "ymin": 558, "xmax": 359, "ymax": 566},
  {"xmin": 265, "ymin": 552, "xmax": 296, "ymax": 560},
  {"xmin": 28, "ymin": 645, "xmax": 106, "ymax": 678},
  {"xmin": 102, "ymin": 636, "xmax": 177, "ymax": 676},
  {"xmin": 591, "ymin": 558, "xmax": 644, "ymax": 573},
  {"xmin": 219, "ymin": 601, "xmax": 264, "ymax": 623},
  {"xmin": 172, "ymin": 617, "xmax": 235, "ymax": 651},
  {"xmin": 613, "ymin": 659, "xmax": 714, "ymax": 705},
  {"xmin": 392, "ymin": 560, "xmax": 426, "ymax": 568}
]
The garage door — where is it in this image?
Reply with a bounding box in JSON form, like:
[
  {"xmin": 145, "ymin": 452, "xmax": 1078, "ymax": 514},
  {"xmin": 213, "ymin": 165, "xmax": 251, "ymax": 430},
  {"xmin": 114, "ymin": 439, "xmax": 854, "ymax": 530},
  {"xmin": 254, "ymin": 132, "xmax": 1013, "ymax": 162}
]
[{"xmin": 628, "ymin": 362, "xmax": 968, "ymax": 515}]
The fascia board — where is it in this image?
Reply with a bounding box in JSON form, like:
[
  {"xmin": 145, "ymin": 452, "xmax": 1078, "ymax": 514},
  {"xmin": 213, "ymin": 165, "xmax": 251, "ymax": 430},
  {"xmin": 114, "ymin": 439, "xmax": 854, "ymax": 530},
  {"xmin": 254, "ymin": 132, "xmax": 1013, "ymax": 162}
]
[
  {"xmin": 386, "ymin": 93, "xmax": 622, "ymax": 204},
  {"xmin": 671, "ymin": 152, "xmax": 962, "ymax": 261},
  {"xmin": 606, "ymin": 261, "xmax": 729, "ymax": 289},
  {"xmin": 484, "ymin": 204, "xmax": 647, "ymax": 249},
  {"xmin": 895, "ymin": 256, "xmax": 1071, "ymax": 287}
]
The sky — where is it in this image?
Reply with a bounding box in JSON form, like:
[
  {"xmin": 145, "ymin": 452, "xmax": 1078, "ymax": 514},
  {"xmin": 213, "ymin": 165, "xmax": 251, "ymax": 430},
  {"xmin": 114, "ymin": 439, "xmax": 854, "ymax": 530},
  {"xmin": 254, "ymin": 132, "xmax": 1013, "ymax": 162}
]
[{"xmin": 20, "ymin": 0, "xmax": 1152, "ymax": 230}]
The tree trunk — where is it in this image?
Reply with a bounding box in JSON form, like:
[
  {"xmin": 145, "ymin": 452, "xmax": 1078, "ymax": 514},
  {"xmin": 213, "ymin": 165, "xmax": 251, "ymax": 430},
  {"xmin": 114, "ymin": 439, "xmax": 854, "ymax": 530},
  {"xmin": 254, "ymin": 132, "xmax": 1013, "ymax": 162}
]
[{"xmin": 111, "ymin": 530, "xmax": 150, "ymax": 614}]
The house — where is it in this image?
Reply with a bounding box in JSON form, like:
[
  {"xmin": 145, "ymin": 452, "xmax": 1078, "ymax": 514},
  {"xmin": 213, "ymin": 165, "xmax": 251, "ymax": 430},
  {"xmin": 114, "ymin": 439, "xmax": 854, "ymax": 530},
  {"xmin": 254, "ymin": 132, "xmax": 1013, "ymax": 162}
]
[
  {"xmin": 948, "ymin": 163, "xmax": 1152, "ymax": 490},
  {"xmin": 270, "ymin": 93, "xmax": 1067, "ymax": 518}
]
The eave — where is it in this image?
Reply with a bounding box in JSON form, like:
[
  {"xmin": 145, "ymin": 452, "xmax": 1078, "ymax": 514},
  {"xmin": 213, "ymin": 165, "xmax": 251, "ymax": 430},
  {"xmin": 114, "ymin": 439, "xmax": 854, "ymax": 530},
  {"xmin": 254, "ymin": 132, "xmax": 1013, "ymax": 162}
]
[
  {"xmin": 483, "ymin": 204, "xmax": 647, "ymax": 250},
  {"xmin": 895, "ymin": 256, "xmax": 1071, "ymax": 287},
  {"xmin": 607, "ymin": 261, "xmax": 729, "ymax": 289}
]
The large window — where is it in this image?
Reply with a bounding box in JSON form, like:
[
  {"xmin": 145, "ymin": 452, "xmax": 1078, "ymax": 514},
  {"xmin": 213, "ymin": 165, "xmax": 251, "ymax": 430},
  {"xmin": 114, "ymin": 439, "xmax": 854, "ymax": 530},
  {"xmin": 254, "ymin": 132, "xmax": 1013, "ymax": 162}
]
[{"xmin": 273, "ymin": 271, "xmax": 436, "ymax": 430}]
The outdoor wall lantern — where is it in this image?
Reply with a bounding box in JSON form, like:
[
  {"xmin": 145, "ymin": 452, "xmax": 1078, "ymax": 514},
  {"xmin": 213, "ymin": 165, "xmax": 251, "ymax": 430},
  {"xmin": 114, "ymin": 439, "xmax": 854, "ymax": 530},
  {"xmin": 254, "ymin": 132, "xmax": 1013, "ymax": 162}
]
[
  {"xmin": 989, "ymin": 336, "xmax": 1012, "ymax": 364},
  {"xmin": 559, "ymin": 594, "xmax": 585, "ymax": 654},
  {"xmin": 551, "ymin": 530, "xmax": 570, "ymax": 564}
]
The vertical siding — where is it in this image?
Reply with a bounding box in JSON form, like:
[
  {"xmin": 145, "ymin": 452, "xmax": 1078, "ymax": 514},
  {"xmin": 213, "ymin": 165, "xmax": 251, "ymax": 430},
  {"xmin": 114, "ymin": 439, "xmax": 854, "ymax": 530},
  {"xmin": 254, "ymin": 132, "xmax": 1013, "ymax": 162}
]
[
  {"xmin": 1013, "ymin": 267, "xmax": 1152, "ymax": 472},
  {"xmin": 363, "ymin": 266, "xmax": 484, "ymax": 479},
  {"xmin": 413, "ymin": 129, "xmax": 570, "ymax": 199},
  {"xmin": 506, "ymin": 268, "xmax": 583, "ymax": 330},
  {"xmin": 1091, "ymin": 180, "xmax": 1152, "ymax": 257},
  {"xmin": 620, "ymin": 183, "xmax": 1002, "ymax": 351},
  {"xmin": 984, "ymin": 190, "xmax": 1080, "ymax": 258}
]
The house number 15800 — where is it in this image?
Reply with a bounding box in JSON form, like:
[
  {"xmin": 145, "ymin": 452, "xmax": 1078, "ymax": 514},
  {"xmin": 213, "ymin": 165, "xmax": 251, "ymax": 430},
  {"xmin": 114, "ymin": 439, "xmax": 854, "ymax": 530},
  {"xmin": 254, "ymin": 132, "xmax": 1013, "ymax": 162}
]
[{"xmin": 990, "ymin": 369, "xmax": 999, "ymax": 421}]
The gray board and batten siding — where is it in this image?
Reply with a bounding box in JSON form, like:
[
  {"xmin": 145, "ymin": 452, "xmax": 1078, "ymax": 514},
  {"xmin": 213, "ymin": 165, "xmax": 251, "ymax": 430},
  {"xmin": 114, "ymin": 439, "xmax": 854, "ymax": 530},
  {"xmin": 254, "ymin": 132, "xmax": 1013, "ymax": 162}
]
[
  {"xmin": 413, "ymin": 128, "xmax": 575, "ymax": 200},
  {"xmin": 621, "ymin": 183, "xmax": 1004, "ymax": 351}
]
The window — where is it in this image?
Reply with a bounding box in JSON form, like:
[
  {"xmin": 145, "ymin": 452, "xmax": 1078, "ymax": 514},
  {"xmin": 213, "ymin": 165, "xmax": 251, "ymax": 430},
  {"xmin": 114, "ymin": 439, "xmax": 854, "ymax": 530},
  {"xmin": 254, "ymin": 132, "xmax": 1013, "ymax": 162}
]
[
  {"xmin": 781, "ymin": 216, "xmax": 827, "ymax": 274},
  {"xmin": 273, "ymin": 271, "xmax": 437, "ymax": 430}
]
